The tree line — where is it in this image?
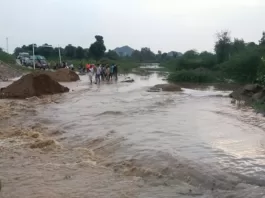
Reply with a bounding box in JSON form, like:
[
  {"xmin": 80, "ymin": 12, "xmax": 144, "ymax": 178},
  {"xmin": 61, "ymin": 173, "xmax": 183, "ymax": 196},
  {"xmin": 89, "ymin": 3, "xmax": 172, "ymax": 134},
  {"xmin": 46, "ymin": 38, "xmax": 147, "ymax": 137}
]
[
  {"xmin": 12, "ymin": 30, "xmax": 265, "ymax": 84},
  {"xmin": 166, "ymin": 31, "xmax": 265, "ymax": 84},
  {"xmin": 14, "ymin": 35, "xmax": 111, "ymax": 61},
  {"xmin": 13, "ymin": 36, "xmax": 180, "ymax": 63}
]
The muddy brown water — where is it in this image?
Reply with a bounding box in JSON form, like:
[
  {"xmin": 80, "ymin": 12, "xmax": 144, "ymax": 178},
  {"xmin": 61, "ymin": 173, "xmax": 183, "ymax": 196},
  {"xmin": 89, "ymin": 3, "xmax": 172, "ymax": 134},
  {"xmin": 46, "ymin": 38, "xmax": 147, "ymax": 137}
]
[{"xmin": 1, "ymin": 72, "xmax": 265, "ymax": 197}]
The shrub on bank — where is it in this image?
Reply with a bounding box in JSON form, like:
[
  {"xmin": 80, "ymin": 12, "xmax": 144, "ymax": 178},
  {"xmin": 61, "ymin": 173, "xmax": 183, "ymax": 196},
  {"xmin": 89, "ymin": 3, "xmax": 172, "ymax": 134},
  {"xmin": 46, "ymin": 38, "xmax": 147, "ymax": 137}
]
[
  {"xmin": 167, "ymin": 69, "xmax": 217, "ymax": 83},
  {"xmin": 217, "ymin": 51, "xmax": 262, "ymax": 83},
  {"xmin": 253, "ymin": 101, "xmax": 265, "ymax": 113},
  {"xmin": 0, "ymin": 51, "xmax": 16, "ymax": 64}
]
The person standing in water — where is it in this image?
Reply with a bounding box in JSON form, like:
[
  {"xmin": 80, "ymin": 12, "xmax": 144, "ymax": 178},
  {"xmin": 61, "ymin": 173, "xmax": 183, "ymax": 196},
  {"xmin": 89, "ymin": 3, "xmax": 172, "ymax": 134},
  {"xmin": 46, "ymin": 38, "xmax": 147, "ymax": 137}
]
[
  {"xmin": 110, "ymin": 64, "xmax": 114, "ymax": 80},
  {"xmin": 95, "ymin": 64, "xmax": 101, "ymax": 84},
  {"xmin": 105, "ymin": 65, "xmax": 110, "ymax": 81},
  {"xmin": 101, "ymin": 65, "xmax": 106, "ymax": 81},
  {"xmin": 113, "ymin": 64, "xmax": 118, "ymax": 81},
  {"xmin": 87, "ymin": 64, "xmax": 94, "ymax": 84}
]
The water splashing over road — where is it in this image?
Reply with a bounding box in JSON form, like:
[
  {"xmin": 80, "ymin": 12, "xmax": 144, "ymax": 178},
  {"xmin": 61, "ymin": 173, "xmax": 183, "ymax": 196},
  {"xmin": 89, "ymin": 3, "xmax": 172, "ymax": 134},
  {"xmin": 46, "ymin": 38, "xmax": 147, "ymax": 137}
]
[{"xmin": 1, "ymin": 72, "xmax": 265, "ymax": 197}]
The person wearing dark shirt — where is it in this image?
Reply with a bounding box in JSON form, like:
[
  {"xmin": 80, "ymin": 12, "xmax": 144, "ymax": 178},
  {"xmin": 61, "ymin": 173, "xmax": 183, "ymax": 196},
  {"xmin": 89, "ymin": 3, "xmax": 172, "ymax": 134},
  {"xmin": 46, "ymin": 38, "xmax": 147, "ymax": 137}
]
[{"xmin": 113, "ymin": 64, "xmax": 118, "ymax": 81}]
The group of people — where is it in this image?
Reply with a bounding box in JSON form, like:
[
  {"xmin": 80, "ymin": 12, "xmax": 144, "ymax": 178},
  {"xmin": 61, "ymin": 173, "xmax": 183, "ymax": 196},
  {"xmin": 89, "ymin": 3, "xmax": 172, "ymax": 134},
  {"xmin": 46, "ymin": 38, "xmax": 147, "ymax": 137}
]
[{"xmin": 86, "ymin": 64, "xmax": 118, "ymax": 84}]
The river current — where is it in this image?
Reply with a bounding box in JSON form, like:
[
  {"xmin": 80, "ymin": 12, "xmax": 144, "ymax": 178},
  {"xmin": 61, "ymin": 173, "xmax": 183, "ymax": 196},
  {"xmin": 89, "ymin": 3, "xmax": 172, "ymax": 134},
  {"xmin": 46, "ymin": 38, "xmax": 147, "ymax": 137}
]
[{"xmin": 2, "ymin": 70, "xmax": 265, "ymax": 197}]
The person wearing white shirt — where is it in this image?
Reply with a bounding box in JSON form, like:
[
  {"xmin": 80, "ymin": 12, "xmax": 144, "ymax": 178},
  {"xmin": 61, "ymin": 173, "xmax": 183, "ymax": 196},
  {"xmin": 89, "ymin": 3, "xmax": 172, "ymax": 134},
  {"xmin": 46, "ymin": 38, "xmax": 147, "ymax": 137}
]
[{"xmin": 88, "ymin": 66, "xmax": 94, "ymax": 84}]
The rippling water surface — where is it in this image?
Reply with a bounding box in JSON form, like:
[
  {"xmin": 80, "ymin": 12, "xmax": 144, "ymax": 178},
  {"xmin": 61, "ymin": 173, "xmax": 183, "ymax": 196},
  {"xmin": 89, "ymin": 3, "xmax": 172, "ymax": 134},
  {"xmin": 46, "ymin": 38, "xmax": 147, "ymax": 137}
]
[{"xmin": 26, "ymin": 72, "xmax": 265, "ymax": 197}]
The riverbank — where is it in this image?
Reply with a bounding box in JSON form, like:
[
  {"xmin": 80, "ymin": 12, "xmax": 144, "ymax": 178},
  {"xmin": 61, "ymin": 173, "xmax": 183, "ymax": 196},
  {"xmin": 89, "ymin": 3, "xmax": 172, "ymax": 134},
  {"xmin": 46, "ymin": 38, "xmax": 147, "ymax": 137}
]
[
  {"xmin": 0, "ymin": 61, "xmax": 30, "ymax": 81},
  {"xmin": 229, "ymin": 83, "xmax": 265, "ymax": 113}
]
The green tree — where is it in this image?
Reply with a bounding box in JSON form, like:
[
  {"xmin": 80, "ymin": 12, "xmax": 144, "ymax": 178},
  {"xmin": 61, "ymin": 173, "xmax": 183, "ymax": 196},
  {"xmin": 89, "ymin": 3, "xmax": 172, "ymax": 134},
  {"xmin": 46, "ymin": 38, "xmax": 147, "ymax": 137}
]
[
  {"xmin": 259, "ymin": 32, "xmax": 265, "ymax": 45},
  {"xmin": 131, "ymin": 50, "xmax": 141, "ymax": 62},
  {"xmin": 140, "ymin": 47, "xmax": 156, "ymax": 62},
  {"xmin": 246, "ymin": 42, "xmax": 257, "ymax": 49},
  {"xmin": 64, "ymin": 44, "xmax": 76, "ymax": 58},
  {"xmin": 161, "ymin": 53, "xmax": 168, "ymax": 61},
  {"xmin": 14, "ymin": 47, "xmax": 24, "ymax": 56},
  {"xmin": 84, "ymin": 48, "xmax": 91, "ymax": 59},
  {"xmin": 220, "ymin": 51, "xmax": 261, "ymax": 82},
  {"xmin": 105, "ymin": 50, "xmax": 119, "ymax": 60},
  {"xmin": 156, "ymin": 50, "xmax": 162, "ymax": 62},
  {"xmin": 75, "ymin": 46, "xmax": 85, "ymax": 59},
  {"xmin": 35, "ymin": 43, "xmax": 53, "ymax": 57},
  {"xmin": 199, "ymin": 51, "xmax": 216, "ymax": 69},
  {"xmin": 183, "ymin": 50, "xmax": 198, "ymax": 59},
  {"xmin": 215, "ymin": 31, "xmax": 231, "ymax": 63},
  {"xmin": 53, "ymin": 47, "xmax": 63, "ymax": 59},
  {"xmin": 89, "ymin": 35, "xmax": 106, "ymax": 60},
  {"xmin": 231, "ymin": 38, "xmax": 245, "ymax": 55}
]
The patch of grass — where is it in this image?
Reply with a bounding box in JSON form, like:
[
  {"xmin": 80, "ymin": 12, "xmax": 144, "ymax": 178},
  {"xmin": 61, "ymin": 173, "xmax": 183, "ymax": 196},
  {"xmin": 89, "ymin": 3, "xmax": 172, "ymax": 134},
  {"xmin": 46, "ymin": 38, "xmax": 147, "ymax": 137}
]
[
  {"xmin": 115, "ymin": 60, "xmax": 139, "ymax": 73},
  {"xmin": 167, "ymin": 69, "xmax": 218, "ymax": 83},
  {"xmin": 0, "ymin": 51, "xmax": 16, "ymax": 64},
  {"xmin": 9, "ymin": 64, "xmax": 33, "ymax": 72},
  {"xmin": 160, "ymin": 59, "xmax": 179, "ymax": 72},
  {"xmin": 252, "ymin": 101, "xmax": 265, "ymax": 113}
]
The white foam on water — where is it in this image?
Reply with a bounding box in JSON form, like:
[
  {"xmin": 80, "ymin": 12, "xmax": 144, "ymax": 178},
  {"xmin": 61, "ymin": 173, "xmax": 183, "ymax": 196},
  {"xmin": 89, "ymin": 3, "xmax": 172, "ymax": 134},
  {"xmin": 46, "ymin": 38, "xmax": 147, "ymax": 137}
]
[{"xmin": 182, "ymin": 87, "xmax": 231, "ymax": 97}]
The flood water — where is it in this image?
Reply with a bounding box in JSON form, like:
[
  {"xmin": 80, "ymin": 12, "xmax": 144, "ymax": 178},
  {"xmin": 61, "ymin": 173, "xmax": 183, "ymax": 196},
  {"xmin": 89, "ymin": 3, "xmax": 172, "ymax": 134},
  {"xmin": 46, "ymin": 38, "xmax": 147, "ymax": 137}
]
[{"xmin": 3, "ymin": 70, "xmax": 265, "ymax": 197}]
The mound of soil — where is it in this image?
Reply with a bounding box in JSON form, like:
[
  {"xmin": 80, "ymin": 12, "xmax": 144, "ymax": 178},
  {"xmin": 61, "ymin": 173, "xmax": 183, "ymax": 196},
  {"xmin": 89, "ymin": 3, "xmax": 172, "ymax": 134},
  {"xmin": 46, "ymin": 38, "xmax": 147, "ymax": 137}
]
[
  {"xmin": 49, "ymin": 68, "xmax": 80, "ymax": 82},
  {"xmin": 0, "ymin": 73, "xmax": 69, "ymax": 99},
  {"xmin": 152, "ymin": 84, "xmax": 182, "ymax": 92}
]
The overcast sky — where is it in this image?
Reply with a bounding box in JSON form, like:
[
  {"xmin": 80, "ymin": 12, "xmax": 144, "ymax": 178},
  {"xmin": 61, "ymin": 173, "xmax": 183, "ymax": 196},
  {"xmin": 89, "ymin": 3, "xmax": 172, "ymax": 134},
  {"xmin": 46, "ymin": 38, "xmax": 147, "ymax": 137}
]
[{"xmin": 0, "ymin": 0, "xmax": 265, "ymax": 53}]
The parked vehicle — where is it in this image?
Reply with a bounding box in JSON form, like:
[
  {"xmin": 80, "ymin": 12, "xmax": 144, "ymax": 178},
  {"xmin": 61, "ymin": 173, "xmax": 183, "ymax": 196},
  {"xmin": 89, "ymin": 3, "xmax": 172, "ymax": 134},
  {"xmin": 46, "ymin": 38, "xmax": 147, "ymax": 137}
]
[
  {"xmin": 17, "ymin": 52, "xmax": 30, "ymax": 65},
  {"xmin": 17, "ymin": 52, "xmax": 30, "ymax": 60},
  {"xmin": 28, "ymin": 55, "xmax": 49, "ymax": 70},
  {"xmin": 23, "ymin": 57, "xmax": 31, "ymax": 66}
]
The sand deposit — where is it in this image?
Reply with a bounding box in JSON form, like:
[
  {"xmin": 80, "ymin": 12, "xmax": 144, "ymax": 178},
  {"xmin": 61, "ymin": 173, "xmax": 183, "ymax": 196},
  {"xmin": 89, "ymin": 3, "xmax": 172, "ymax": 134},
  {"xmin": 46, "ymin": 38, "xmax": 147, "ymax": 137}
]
[{"xmin": 0, "ymin": 73, "xmax": 69, "ymax": 99}]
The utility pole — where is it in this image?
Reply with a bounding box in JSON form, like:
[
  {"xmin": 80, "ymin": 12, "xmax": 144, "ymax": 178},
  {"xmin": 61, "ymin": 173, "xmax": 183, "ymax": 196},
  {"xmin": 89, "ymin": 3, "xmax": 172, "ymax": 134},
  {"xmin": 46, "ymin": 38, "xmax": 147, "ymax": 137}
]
[
  {"xmin": 58, "ymin": 45, "xmax": 62, "ymax": 65},
  {"xmin": 6, "ymin": 37, "xmax": 8, "ymax": 53},
  {"xmin": 32, "ymin": 44, "xmax": 35, "ymax": 70}
]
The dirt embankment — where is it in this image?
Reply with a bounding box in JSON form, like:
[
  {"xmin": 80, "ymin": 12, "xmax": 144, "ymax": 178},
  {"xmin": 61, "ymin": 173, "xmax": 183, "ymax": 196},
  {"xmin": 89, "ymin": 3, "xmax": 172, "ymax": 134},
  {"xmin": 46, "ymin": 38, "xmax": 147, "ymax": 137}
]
[
  {"xmin": 0, "ymin": 73, "xmax": 69, "ymax": 99},
  {"xmin": 0, "ymin": 61, "xmax": 24, "ymax": 81},
  {"xmin": 0, "ymin": 61, "xmax": 79, "ymax": 83},
  {"xmin": 230, "ymin": 84, "xmax": 265, "ymax": 103}
]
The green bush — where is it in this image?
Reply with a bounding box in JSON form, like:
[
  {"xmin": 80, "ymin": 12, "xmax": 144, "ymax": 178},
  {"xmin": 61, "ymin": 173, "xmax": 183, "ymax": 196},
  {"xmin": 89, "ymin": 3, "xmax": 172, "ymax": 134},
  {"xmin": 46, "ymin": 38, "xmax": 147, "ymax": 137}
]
[
  {"xmin": 167, "ymin": 69, "xmax": 217, "ymax": 83},
  {"xmin": 253, "ymin": 101, "xmax": 265, "ymax": 113},
  {"xmin": 255, "ymin": 57, "xmax": 265, "ymax": 85},
  {"xmin": 0, "ymin": 51, "xmax": 16, "ymax": 64},
  {"xmin": 161, "ymin": 51, "xmax": 216, "ymax": 72},
  {"xmin": 218, "ymin": 51, "xmax": 262, "ymax": 83},
  {"xmin": 161, "ymin": 59, "xmax": 179, "ymax": 71},
  {"xmin": 116, "ymin": 60, "xmax": 139, "ymax": 73}
]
